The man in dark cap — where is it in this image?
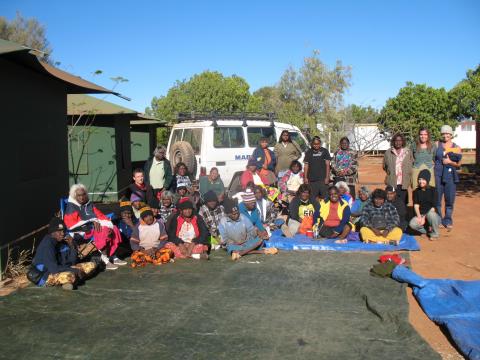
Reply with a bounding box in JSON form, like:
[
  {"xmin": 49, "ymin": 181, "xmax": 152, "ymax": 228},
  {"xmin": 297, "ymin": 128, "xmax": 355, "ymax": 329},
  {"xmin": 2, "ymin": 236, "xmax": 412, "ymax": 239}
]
[
  {"xmin": 29, "ymin": 217, "xmax": 97, "ymax": 290},
  {"xmin": 166, "ymin": 199, "xmax": 209, "ymax": 259},
  {"xmin": 198, "ymin": 190, "xmax": 225, "ymax": 249},
  {"xmin": 409, "ymin": 169, "xmax": 440, "ymax": 239},
  {"xmin": 219, "ymin": 198, "xmax": 278, "ymax": 261}
]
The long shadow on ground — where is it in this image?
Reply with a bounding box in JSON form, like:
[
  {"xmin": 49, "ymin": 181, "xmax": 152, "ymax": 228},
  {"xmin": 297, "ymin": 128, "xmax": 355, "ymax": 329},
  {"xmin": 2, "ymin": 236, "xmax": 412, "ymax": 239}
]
[{"xmin": 0, "ymin": 252, "xmax": 439, "ymax": 360}]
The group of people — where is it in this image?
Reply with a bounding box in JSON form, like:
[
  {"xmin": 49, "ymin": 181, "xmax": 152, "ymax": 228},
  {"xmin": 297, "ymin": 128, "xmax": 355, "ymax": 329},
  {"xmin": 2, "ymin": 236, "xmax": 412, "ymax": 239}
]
[{"xmin": 29, "ymin": 125, "xmax": 461, "ymax": 290}]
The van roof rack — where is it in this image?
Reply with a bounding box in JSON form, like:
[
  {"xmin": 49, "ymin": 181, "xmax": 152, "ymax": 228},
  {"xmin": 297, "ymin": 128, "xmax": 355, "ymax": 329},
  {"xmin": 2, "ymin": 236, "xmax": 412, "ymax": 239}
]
[{"xmin": 176, "ymin": 111, "xmax": 277, "ymax": 122}]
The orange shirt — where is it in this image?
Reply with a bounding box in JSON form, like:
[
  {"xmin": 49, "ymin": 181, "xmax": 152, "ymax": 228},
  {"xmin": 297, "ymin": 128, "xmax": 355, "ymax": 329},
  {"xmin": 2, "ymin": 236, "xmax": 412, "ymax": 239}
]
[{"xmin": 324, "ymin": 202, "xmax": 341, "ymax": 227}]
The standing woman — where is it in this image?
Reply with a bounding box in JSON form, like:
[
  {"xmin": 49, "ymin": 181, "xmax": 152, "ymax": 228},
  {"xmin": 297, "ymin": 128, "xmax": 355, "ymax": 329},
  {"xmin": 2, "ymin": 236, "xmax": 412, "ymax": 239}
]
[
  {"xmin": 331, "ymin": 137, "xmax": 358, "ymax": 197},
  {"xmin": 434, "ymin": 125, "xmax": 462, "ymax": 229},
  {"xmin": 383, "ymin": 133, "xmax": 413, "ymax": 205},
  {"xmin": 274, "ymin": 130, "xmax": 302, "ymax": 179},
  {"xmin": 412, "ymin": 128, "xmax": 436, "ymax": 187}
]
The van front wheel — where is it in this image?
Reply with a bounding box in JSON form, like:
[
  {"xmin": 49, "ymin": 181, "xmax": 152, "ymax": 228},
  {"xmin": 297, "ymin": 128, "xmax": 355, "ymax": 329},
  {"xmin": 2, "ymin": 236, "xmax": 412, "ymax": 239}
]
[{"xmin": 169, "ymin": 141, "xmax": 196, "ymax": 175}]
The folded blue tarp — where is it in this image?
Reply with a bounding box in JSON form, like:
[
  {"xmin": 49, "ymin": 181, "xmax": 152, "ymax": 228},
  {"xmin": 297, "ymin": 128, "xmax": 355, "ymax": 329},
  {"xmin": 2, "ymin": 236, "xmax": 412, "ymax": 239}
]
[
  {"xmin": 265, "ymin": 230, "xmax": 420, "ymax": 252},
  {"xmin": 392, "ymin": 266, "xmax": 480, "ymax": 360}
]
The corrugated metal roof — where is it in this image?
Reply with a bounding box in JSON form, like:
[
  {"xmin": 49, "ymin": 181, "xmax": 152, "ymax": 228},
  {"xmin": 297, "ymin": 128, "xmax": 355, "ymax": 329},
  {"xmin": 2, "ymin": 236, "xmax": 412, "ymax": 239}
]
[
  {"xmin": 0, "ymin": 39, "xmax": 127, "ymax": 98},
  {"xmin": 68, "ymin": 94, "xmax": 164, "ymax": 124}
]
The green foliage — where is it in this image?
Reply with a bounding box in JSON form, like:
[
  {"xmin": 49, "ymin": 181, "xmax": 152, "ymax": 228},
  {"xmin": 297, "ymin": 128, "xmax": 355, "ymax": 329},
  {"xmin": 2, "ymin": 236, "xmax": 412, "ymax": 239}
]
[
  {"xmin": 0, "ymin": 12, "xmax": 53, "ymax": 63},
  {"xmin": 345, "ymin": 104, "xmax": 379, "ymax": 124},
  {"xmin": 450, "ymin": 65, "xmax": 480, "ymax": 121},
  {"xmin": 379, "ymin": 82, "xmax": 457, "ymax": 141},
  {"xmin": 148, "ymin": 71, "xmax": 255, "ymax": 123}
]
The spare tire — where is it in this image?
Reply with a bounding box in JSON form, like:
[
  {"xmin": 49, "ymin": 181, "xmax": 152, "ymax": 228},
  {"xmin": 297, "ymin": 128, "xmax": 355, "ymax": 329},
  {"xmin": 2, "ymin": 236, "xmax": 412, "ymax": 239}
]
[{"xmin": 169, "ymin": 141, "xmax": 196, "ymax": 175}]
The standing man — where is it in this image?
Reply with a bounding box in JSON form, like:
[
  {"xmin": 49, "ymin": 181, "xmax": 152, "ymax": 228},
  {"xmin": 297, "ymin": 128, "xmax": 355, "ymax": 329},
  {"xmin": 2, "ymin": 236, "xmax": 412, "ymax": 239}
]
[
  {"xmin": 144, "ymin": 145, "xmax": 173, "ymax": 200},
  {"xmin": 303, "ymin": 136, "xmax": 332, "ymax": 199}
]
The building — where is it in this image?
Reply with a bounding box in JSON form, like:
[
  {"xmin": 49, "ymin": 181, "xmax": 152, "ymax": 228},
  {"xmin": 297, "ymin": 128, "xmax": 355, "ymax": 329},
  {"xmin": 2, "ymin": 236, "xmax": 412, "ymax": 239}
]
[
  {"xmin": 0, "ymin": 39, "xmax": 121, "ymax": 273},
  {"xmin": 67, "ymin": 94, "xmax": 165, "ymax": 201}
]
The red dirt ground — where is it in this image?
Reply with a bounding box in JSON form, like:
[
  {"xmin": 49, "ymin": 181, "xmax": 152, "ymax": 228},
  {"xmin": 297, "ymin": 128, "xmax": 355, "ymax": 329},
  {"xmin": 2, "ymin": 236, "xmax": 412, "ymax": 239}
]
[{"xmin": 359, "ymin": 156, "xmax": 480, "ymax": 360}]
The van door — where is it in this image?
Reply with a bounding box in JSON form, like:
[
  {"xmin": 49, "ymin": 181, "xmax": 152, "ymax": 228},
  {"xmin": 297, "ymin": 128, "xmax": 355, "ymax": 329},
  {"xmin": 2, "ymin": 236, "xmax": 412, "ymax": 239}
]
[{"xmin": 206, "ymin": 126, "xmax": 247, "ymax": 186}]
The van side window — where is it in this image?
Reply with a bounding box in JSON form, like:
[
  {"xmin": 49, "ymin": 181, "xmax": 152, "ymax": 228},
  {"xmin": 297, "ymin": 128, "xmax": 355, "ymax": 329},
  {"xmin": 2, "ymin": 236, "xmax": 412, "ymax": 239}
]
[
  {"xmin": 214, "ymin": 127, "xmax": 245, "ymax": 148},
  {"xmin": 247, "ymin": 127, "xmax": 275, "ymax": 147},
  {"xmin": 171, "ymin": 129, "xmax": 183, "ymax": 145},
  {"xmin": 183, "ymin": 128, "xmax": 202, "ymax": 154},
  {"xmin": 289, "ymin": 132, "xmax": 308, "ymax": 152}
]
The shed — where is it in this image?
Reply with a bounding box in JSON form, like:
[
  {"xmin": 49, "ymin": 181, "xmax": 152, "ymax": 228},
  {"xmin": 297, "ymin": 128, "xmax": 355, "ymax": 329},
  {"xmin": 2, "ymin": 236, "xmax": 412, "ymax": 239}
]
[
  {"xmin": 0, "ymin": 39, "xmax": 121, "ymax": 272},
  {"xmin": 67, "ymin": 94, "xmax": 165, "ymax": 201}
]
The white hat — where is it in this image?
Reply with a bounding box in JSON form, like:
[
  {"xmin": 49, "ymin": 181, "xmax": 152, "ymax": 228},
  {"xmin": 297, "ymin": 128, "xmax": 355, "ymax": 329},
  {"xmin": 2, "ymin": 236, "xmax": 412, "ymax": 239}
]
[{"xmin": 440, "ymin": 125, "xmax": 453, "ymax": 135}]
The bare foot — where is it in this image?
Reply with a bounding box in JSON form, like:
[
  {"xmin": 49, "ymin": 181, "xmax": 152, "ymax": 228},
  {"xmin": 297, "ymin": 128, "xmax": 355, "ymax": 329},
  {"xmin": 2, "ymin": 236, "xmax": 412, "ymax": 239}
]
[
  {"xmin": 264, "ymin": 247, "xmax": 278, "ymax": 255},
  {"xmin": 334, "ymin": 239, "xmax": 348, "ymax": 244},
  {"xmin": 231, "ymin": 252, "xmax": 241, "ymax": 261}
]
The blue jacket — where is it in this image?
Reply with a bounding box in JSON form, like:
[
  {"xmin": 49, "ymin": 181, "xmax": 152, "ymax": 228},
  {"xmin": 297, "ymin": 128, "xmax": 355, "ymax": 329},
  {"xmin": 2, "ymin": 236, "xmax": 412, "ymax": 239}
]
[
  {"xmin": 442, "ymin": 152, "xmax": 462, "ymax": 184},
  {"xmin": 239, "ymin": 202, "xmax": 266, "ymax": 232},
  {"xmin": 251, "ymin": 147, "xmax": 276, "ymax": 172},
  {"xmin": 32, "ymin": 235, "xmax": 78, "ymax": 285}
]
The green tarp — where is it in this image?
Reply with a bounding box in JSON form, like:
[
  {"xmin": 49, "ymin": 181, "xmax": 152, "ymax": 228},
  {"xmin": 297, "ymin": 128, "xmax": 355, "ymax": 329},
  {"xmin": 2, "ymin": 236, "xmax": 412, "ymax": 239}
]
[{"xmin": 0, "ymin": 252, "xmax": 439, "ymax": 359}]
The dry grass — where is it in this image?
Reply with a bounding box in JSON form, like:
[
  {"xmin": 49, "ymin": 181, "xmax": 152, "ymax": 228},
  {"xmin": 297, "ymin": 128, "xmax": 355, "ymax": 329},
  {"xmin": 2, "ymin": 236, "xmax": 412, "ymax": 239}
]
[{"xmin": 4, "ymin": 248, "xmax": 33, "ymax": 279}]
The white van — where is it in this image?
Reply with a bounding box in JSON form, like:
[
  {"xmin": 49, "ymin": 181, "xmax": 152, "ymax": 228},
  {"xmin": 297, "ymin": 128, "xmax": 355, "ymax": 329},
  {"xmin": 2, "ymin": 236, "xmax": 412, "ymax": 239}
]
[{"xmin": 166, "ymin": 113, "xmax": 309, "ymax": 187}]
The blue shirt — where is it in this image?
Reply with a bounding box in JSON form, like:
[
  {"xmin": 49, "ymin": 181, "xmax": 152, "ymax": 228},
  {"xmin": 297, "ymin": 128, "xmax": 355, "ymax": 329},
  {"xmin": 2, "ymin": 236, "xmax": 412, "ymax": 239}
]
[
  {"xmin": 238, "ymin": 202, "xmax": 266, "ymax": 231},
  {"xmin": 219, "ymin": 214, "xmax": 257, "ymax": 245}
]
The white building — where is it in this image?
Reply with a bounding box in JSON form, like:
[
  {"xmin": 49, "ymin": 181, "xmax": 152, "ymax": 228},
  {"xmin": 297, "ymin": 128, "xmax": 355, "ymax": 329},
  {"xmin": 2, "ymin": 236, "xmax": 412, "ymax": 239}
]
[
  {"xmin": 454, "ymin": 119, "xmax": 476, "ymax": 149},
  {"xmin": 317, "ymin": 120, "xmax": 476, "ymax": 152}
]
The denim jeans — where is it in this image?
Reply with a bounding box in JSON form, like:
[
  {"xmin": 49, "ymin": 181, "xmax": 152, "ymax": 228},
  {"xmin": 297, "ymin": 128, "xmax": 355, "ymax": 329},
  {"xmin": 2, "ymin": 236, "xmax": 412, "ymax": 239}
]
[{"xmin": 435, "ymin": 175, "xmax": 456, "ymax": 226}]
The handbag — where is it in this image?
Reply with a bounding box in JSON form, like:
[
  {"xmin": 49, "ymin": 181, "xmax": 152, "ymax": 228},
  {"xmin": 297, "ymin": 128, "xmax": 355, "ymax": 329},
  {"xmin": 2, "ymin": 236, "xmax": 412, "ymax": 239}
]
[{"xmin": 26, "ymin": 265, "xmax": 46, "ymax": 284}]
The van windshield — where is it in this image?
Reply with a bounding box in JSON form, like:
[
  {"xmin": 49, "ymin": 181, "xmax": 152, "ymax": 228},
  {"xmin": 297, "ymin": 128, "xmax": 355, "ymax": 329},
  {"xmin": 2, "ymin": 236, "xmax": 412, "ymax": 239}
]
[{"xmin": 247, "ymin": 127, "xmax": 276, "ymax": 147}]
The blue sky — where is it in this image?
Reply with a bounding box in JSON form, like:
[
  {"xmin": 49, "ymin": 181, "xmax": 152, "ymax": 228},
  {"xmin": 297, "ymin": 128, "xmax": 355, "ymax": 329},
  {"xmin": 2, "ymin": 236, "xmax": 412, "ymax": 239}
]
[{"xmin": 2, "ymin": 0, "xmax": 479, "ymax": 113}]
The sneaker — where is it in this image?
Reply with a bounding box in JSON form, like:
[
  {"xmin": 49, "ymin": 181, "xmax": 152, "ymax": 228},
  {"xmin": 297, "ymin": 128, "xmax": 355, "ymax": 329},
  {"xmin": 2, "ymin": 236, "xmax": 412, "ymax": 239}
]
[
  {"xmin": 281, "ymin": 224, "xmax": 293, "ymax": 238},
  {"xmin": 62, "ymin": 283, "xmax": 74, "ymax": 291},
  {"xmin": 112, "ymin": 257, "xmax": 127, "ymax": 266},
  {"xmin": 105, "ymin": 262, "xmax": 119, "ymax": 270}
]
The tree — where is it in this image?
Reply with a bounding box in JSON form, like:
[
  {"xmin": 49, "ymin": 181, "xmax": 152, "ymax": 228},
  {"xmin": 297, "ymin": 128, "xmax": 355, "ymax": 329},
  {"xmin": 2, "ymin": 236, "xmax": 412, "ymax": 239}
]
[
  {"xmin": 450, "ymin": 65, "xmax": 480, "ymax": 121},
  {"xmin": 0, "ymin": 12, "xmax": 53, "ymax": 63},
  {"xmin": 147, "ymin": 71, "xmax": 257, "ymax": 123},
  {"xmin": 379, "ymin": 82, "xmax": 456, "ymax": 141}
]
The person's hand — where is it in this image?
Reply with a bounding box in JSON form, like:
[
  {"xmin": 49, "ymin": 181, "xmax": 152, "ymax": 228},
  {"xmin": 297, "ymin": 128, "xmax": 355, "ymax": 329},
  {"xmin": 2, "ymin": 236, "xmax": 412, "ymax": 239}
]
[
  {"xmin": 329, "ymin": 231, "xmax": 339, "ymax": 239},
  {"xmin": 372, "ymin": 228, "xmax": 382, "ymax": 237},
  {"xmin": 442, "ymin": 155, "xmax": 452, "ymax": 165},
  {"xmin": 381, "ymin": 229, "xmax": 390, "ymax": 238},
  {"xmin": 304, "ymin": 178, "xmax": 309, "ymax": 184},
  {"xmin": 258, "ymin": 230, "xmax": 269, "ymax": 240},
  {"xmin": 64, "ymin": 235, "xmax": 75, "ymax": 247},
  {"xmin": 93, "ymin": 221, "xmax": 101, "ymax": 232},
  {"xmin": 418, "ymin": 216, "xmax": 425, "ymax": 226}
]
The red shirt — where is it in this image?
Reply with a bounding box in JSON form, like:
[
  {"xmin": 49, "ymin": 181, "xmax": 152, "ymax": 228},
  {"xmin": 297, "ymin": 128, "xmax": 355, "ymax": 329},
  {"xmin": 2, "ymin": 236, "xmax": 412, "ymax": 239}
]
[{"xmin": 324, "ymin": 202, "xmax": 341, "ymax": 227}]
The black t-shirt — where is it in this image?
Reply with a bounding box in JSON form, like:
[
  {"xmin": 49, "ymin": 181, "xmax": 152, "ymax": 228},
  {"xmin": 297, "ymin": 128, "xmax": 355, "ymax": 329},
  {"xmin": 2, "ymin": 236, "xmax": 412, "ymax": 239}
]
[
  {"xmin": 413, "ymin": 187, "xmax": 436, "ymax": 215},
  {"xmin": 304, "ymin": 147, "xmax": 332, "ymax": 181}
]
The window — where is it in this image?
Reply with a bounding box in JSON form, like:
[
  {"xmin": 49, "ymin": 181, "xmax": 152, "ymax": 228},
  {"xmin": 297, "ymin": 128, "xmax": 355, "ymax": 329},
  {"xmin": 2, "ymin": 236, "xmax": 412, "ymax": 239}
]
[
  {"xmin": 289, "ymin": 132, "xmax": 308, "ymax": 152},
  {"xmin": 170, "ymin": 129, "xmax": 183, "ymax": 146},
  {"xmin": 247, "ymin": 127, "xmax": 276, "ymax": 147},
  {"xmin": 461, "ymin": 123, "xmax": 473, "ymax": 132},
  {"xmin": 183, "ymin": 128, "xmax": 203, "ymax": 154},
  {"xmin": 214, "ymin": 127, "xmax": 245, "ymax": 148}
]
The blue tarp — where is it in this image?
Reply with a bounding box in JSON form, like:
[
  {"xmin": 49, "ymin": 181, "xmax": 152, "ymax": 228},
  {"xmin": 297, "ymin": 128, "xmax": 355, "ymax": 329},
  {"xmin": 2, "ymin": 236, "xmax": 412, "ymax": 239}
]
[
  {"xmin": 265, "ymin": 230, "xmax": 420, "ymax": 252},
  {"xmin": 392, "ymin": 266, "xmax": 480, "ymax": 360}
]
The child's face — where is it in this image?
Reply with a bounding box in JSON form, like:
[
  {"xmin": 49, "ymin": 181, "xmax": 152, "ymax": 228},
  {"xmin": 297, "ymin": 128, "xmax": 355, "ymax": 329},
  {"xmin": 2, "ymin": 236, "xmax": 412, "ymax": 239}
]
[
  {"xmin": 418, "ymin": 178, "xmax": 427, "ymax": 188},
  {"xmin": 254, "ymin": 189, "xmax": 263, "ymax": 200},
  {"xmin": 132, "ymin": 201, "xmax": 142, "ymax": 210},
  {"xmin": 143, "ymin": 214, "xmax": 155, "ymax": 225},
  {"xmin": 121, "ymin": 210, "xmax": 132, "ymax": 220},
  {"xmin": 162, "ymin": 198, "xmax": 172, "ymax": 207},
  {"xmin": 291, "ymin": 164, "xmax": 300, "ymax": 173},
  {"xmin": 206, "ymin": 200, "xmax": 217, "ymax": 210},
  {"xmin": 359, "ymin": 192, "xmax": 368, "ymax": 201},
  {"xmin": 177, "ymin": 187, "xmax": 187, "ymax": 196}
]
